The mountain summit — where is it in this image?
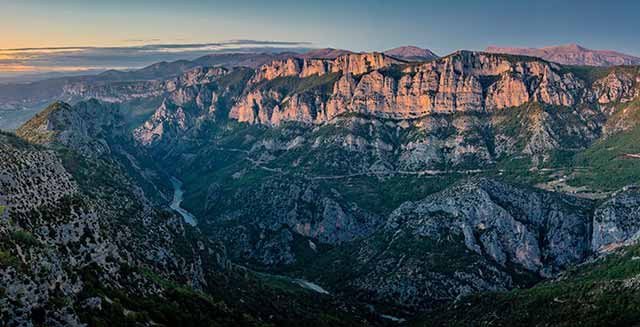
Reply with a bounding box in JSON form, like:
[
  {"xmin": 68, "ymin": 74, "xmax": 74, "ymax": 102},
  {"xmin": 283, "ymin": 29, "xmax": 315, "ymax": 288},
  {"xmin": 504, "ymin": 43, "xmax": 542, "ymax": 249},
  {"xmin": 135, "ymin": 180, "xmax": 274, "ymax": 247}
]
[
  {"xmin": 384, "ymin": 45, "xmax": 439, "ymax": 61},
  {"xmin": 486, "ymin": 44, "xmax": 640, "ymax": 66}
]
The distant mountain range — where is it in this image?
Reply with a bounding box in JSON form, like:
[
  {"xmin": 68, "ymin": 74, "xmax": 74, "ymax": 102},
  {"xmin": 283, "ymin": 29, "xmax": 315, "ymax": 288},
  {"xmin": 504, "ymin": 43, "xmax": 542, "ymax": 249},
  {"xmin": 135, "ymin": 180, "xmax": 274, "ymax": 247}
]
[
  {"xmin": 295, "ymin": 46, "xmax": 439, "ymax": 62},
  {"xmin": 486, "ymin": 44, "xmax": 640, "ymax": 66}
]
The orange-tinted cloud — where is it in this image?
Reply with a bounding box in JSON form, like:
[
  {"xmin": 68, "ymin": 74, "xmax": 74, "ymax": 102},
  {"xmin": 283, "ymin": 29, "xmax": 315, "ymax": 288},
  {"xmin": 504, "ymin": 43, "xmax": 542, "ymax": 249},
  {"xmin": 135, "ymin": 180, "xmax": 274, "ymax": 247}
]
[
  {"xmin": 0, "ymin": 64, "xmax": 35, "ymax": 72},
  {"xmin": 0, "ymin": 40, "xmax": 310, "ymax": 75}
]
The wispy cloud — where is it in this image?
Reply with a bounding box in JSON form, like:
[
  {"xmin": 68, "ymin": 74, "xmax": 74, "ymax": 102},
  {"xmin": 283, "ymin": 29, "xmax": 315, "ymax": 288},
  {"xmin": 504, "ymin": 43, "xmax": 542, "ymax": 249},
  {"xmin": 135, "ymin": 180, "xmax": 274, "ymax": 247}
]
[
  {"xmin": 0, "ymin": 40, "xmax": 311, "ymax": 75},
  {"xmin": 121, "ymin": 38, "xmax": 163, "ymax": 43}
]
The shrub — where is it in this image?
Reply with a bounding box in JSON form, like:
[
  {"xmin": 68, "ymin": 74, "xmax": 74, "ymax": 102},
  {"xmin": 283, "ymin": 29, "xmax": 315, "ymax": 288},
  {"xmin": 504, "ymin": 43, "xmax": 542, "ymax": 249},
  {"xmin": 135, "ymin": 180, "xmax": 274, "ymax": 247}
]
[{"xmin": 12, "ymin": 230, "xmax": 41, "ymax": 247}]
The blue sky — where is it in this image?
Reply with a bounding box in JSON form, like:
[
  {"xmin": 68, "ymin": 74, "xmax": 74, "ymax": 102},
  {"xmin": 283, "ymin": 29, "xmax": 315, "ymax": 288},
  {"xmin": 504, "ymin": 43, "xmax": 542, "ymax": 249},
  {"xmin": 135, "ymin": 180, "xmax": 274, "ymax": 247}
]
[{"xmin": 1, "ymin": 0, "xmax": 639, "ymax": 74}]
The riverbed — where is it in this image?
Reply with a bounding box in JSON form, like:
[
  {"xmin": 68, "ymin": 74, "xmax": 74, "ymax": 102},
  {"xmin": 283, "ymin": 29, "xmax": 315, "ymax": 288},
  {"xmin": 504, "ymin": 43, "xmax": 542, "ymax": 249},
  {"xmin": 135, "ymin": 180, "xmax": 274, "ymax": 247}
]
[{"xmin": 169, "ymin": 177, "xmax": 197, "ymax": 226}]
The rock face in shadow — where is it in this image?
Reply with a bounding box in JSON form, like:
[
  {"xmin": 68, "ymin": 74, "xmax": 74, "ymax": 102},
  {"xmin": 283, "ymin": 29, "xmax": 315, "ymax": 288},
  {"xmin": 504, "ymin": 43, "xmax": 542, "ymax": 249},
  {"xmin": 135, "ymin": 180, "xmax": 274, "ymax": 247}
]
[
  {"xmin": 0, "ymin": 132, "xmax": 229, "ymax": 326},
  {"xmin": 296, "ymin": 178, "xmax": 593, "ymax": 310},
  {"xmin": 592, "ymin": 186, "xmax": 640, "ymax": 252}
]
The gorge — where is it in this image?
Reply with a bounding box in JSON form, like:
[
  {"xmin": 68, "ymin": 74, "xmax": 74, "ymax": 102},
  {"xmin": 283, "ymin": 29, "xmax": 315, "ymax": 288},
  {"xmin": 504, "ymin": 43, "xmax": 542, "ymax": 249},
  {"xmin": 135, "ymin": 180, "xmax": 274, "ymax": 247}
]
[{"xmin": 1, "ymin": 44, "xmax": 640, "ymax": 326}]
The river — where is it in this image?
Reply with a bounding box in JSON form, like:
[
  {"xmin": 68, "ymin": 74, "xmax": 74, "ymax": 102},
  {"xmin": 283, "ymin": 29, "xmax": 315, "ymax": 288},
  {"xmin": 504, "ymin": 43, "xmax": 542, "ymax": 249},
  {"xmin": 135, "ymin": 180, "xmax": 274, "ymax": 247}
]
[
  {"xmin": 169, "ymin": 177, "xmax": 197, "ymax": 226},
  {"xmin": 167, "ymin": 178, "xmax": 408, "ymax": 322}
]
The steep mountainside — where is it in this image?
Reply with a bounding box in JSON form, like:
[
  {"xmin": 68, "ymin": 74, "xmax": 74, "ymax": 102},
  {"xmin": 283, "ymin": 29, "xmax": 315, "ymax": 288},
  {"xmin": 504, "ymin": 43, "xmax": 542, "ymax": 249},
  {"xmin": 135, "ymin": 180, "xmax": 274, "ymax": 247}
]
[
  {"xmin": 134, "ymin": 51, "xmax": 639, "ymax": 170},
  {"xmin": 0, "ymin": 131, "xmax": 236, "ymax": 325},
  {"xmin": 274, "ymin": 179, "xmax": 596, "ymax": 311},
  {"xmin": 2, "ymin": 106, "xmax": 390, "ymax": 326},
  {"xmin": 486, "ymin": 44, "xmax": 640, "ymax": 66},
  {"xmin": 413, "ymin": 229, "xmax": 640, "ymax": 326}
]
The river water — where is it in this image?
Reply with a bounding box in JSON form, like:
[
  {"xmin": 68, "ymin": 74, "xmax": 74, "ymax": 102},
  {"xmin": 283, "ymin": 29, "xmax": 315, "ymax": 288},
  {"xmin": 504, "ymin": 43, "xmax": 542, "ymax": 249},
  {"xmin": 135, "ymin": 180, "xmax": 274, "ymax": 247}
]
[{"xmin": 169, "ymin": 177, "xmax": 197, "ymax": 226}]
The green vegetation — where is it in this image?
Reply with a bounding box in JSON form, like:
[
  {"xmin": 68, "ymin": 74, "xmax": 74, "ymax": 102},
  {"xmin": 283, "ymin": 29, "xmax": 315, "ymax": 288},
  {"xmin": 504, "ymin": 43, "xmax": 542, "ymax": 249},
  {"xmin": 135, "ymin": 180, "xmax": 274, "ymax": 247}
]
[
  {"xmin": 76, "ymin": 265, "xmax": 256, "ymax": 327},
  {"xmin": 606, "ymin": 97, "xmax": 640, "ymax": 129},
  {"xmin": 252, "ymin": 72, "xmax": 342, "ymax": 98},
  {"xmin": 378, "ymin": 64, "xmax": 417, "ymax": 80},
  {"xmin": 488, "ymin": 100, "xmax": 640, "ymax": 191},
  {"xmin": 318, "ymin": 174, "xmax": 459, "ymax": 215},
  {"xmin": 11, "ymin": 230, "xmax": 40, "ymax": 247},
  {"xmin": 217, "ymin": 67, "xmax": 255, "ymax": 90},
  {"xmin": 119, "ymin": 97, "xmax": 164, "ymax": 131},
  {"xmin": 15, "ymin": 102, "xmax": 69, "ymax": 144},
  {"xmin": 562, "ymin": 65, "xmax": 613, "ymax": 86},
  {"xmin": 449, "ymin": 50, "xmax": 543, "ymax": 64},
  {"xmin": 0, "ymin": 250, "xmax": 21, "ymax": 269},
  {"xmin": 75, "ymin": 262, "xmax": 378, "ymax": 327},
  {"xmin": 412, "ymin": 244, "xmax": 640, "ymax": 327},
  {"xmin": 561, "ymin": 65, "xmax": 640, "ymax": 87},
  {"xmin": 569, "ymin": 125, "xmax": 640, "ymax": 190},
  {"xmin": 0, "ymin": 130, "xmax": 42, "ymax": 150}
]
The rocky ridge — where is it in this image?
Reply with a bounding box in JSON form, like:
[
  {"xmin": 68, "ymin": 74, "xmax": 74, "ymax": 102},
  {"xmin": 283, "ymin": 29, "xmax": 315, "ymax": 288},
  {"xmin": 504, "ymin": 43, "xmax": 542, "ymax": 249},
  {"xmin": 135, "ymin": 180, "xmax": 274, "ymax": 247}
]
[
  {"xmin": 0, "ymin": 131, "xmax": 227, "ymax": 325},
  {"xmin": 286, "ymin": 178, "xmax": 640, "ymax": 311},
  {"xmin": 223, "ymin": 51, "xmax": 638, "ymax": 127},
  {"xmin": 486, "ymin": 44, "xmax": 640, "ymax": 66}
]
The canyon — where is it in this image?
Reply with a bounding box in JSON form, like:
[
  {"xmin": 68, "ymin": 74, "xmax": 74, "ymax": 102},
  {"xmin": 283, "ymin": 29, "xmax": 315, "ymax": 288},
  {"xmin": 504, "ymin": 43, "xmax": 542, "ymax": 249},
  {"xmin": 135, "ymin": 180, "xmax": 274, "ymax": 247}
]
[{"xmin": 1, "ymin": 45, "xmax": 640, "ymax": 326}]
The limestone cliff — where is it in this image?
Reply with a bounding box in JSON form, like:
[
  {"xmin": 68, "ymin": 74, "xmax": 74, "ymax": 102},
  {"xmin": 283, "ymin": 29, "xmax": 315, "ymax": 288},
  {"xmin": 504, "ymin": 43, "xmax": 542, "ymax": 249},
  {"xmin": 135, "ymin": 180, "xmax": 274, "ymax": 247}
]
[
  {"xmin": 250, "ymin": 52, "xmax": 401, "ymax": 83},
  {"xmin": 229, "ymin": 51, "xmax": 591, "ymax": 126}
]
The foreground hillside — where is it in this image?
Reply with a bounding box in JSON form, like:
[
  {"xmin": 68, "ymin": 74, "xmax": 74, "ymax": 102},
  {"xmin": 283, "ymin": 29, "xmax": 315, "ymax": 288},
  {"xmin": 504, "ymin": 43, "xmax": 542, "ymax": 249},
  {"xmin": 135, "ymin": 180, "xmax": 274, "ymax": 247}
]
[{"xmin": 0, "ymin": 129, "xmax": 388, "ymax": 326}]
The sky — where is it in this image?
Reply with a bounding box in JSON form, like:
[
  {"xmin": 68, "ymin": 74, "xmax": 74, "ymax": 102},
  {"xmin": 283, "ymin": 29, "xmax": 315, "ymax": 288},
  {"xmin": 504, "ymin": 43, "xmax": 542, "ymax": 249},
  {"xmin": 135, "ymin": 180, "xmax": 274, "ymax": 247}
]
[{"xmin": 1, "ymin": 0, "xmax": 640, "ymax": 75}]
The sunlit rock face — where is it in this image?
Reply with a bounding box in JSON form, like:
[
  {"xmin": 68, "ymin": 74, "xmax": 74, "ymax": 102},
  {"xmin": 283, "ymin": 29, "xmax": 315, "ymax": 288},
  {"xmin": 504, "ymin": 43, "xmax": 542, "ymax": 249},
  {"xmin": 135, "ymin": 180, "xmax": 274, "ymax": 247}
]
[{"xmin": 229, "ymin": 51, "xmax": 589, "ymax": 126}]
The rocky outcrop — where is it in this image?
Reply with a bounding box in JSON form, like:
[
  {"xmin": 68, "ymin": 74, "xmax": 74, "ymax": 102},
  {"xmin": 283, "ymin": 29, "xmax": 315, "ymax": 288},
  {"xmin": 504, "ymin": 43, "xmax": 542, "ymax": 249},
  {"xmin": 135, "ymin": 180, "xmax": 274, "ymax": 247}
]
[
  {"xmin": 317, "ymin": 179, "xmax": 640, "ymax": 311},
  {"xmin": 0, "ymin": 54, "xmax": 262, "ymax": 114},
  {"xmin": 203, "ymin": 178, "xmax": 382, "ymax": 266},
  {"xmin": 592, "ymin": 71, "xmax": 639, "ymax": 105},
  {"xmin": 61, "ymin": 66, "xmax": 227, "ymax": 104},
  {"xmin": 287, "ymin": 178, "xmax": 596, "ymax": 311},
  {"xmin": 251, "ymin": 52, "xmax": 400, "ymax": 83},
  {"xmin": 387, "ymin": 179, "xmax": 593, "ymax": 275},
  {"xmin": 132, "ymin": 67, "xmax": 238, "ymax": 146},
  {"xmin": 0, "ymin": 142, "xmax": 77, "ymax": 215},
  {"xmin": 16, "ymin": 100, "xmax": 123, "ymax": 156},
  {"xmin": 592, "ymin": 186, "xmax": 640, "ymax": 252},
  {"xmin": 297, "ymin": 48, "xmax": 355, "ymax": 60},
  {"xmin": 32, "ymin": 51, "xmax": 635, "ymax": 165}
]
